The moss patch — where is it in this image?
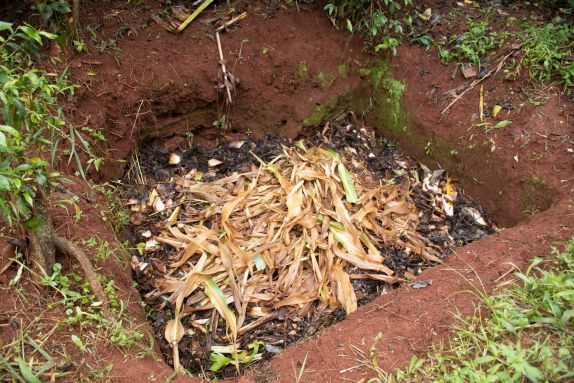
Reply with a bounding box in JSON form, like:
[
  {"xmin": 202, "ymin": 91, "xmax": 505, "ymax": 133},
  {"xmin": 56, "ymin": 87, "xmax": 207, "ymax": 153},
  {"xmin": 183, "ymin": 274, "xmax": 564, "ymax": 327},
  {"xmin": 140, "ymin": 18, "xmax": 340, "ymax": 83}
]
[
  {"xmin": 367, "ymin": 60, "xmax": 408, "ymax": 135},
  {"xmin": 297, "ymin": 61, "xmax": 309, "ymax": 79},
  {"xmin": 303, "ymin": 97, "xmax": 341, "ymax": 127}
]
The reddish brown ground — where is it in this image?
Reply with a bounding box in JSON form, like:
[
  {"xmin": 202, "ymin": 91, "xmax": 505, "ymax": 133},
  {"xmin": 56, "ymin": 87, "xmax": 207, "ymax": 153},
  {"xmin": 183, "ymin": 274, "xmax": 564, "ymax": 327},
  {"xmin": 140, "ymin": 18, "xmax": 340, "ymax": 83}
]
[{"xmin": 1, "ymin": 0, "xmax": 573, "ymax": 382}]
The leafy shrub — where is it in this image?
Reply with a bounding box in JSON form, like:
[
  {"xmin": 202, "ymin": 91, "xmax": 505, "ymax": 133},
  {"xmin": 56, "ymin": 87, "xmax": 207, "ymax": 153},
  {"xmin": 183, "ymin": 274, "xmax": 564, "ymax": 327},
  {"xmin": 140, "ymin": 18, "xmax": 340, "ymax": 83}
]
[
  {"xmin": 324, "ymin": 0, "xmax": 413, "ymax": 55},
  {"xmin": 0, "ymin": 21, "xmax": 102, "ymax": 226},
  {"xmin": 35, "ymin": 0, "xmax": 71, "ymax": 27}
]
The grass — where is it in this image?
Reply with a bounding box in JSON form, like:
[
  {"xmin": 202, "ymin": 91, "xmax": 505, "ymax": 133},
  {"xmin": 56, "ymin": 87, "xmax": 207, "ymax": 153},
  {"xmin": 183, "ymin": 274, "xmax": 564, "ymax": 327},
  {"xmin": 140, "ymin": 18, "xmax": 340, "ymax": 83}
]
[{"xmin": 371, "ymin": 238, "xmax": 574, "ymax": 382}]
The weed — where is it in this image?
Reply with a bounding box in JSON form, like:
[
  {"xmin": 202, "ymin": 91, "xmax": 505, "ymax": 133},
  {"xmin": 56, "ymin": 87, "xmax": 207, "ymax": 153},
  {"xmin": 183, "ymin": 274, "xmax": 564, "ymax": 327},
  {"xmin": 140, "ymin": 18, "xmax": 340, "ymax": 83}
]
[
  {"xmin": 440, "ymin": 20, "xmax": 508, "ymax": 65},
  {"xmin": 518, "ymin": 21, "xmax": 574, "ymax": 86},
  {"xmin": 316, "ymin": 71, "xmax": 334, "ymax": 88},
  {"xmin": 73, "ymin": 39, "xmax": 87, "ymax": 53},
  {"xmin": 424, "ymin": 140, "xmax": 433, "ymax": 155},
  {"xmin": 213, "ymin": 114, "xmax": 227, "ymax": 130},
  {"xmin": 324, "ymin": 0, "xmax": 413, "ymax": 55},
  {"xmin": 40, "ymin": 262, "xmax": 149, "ymax": 355},
  {"xmin": 521, "ymin": 175, "xmax": 552, "ymax": 218},
  {"xmin": 99, "ymin": 182, "xmax": 131, "ymax": 233},
  {"xmin": 0, "ymin": 335, "xmax": 58, "ymax": 382}
]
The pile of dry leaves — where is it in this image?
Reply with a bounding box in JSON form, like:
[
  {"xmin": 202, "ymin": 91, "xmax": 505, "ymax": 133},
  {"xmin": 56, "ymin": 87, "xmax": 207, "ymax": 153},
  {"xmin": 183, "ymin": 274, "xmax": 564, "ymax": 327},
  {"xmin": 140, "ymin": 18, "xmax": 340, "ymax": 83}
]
[{"xmin": 128, "ymin": 121, "xmax": 493, "ymax": 374}]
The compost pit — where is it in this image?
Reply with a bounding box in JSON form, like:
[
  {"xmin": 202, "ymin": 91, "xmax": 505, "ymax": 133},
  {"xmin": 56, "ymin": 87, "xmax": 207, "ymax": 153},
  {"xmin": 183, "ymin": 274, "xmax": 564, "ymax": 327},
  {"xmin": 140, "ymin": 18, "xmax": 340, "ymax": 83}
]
[{"xmin": 121, "ymin": 114, "xmax": 495, "ymax": 378}]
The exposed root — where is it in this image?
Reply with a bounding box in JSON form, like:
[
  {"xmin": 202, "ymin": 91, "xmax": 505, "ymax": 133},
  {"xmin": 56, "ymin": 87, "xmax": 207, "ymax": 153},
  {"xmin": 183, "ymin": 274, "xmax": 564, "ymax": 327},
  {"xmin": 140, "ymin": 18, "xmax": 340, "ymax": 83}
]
[{"xmin": 52, "ymin": 235, "xmax": 112, "ymax": 321}]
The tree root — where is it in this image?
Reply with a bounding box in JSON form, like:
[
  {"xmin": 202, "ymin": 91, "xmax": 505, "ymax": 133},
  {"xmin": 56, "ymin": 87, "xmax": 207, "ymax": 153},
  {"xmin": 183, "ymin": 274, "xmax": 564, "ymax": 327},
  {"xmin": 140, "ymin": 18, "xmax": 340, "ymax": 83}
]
[{"xmin": 52, "ymin": 235, "xmax": 113, "ymax": 321}]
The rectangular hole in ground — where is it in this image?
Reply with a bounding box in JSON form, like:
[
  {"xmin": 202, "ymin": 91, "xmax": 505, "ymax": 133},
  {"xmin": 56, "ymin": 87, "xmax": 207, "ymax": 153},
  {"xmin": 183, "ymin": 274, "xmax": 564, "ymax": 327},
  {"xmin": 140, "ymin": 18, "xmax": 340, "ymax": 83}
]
[{"xmin": 121, "ymin": 112, "xmax": 497, "ymax": 379}]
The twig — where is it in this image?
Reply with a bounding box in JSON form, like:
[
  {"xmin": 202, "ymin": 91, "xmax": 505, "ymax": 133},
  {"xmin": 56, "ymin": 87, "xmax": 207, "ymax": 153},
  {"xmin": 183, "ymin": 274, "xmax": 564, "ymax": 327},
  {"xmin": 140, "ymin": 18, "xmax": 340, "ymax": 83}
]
[
  {"xmin": 215, "ymin": 31, "xmax": 233, "ymax": 104},
  {"xmin": 237, "ymin": 310, "xmax": 282, "ymax": 335},
  {"xmin": 441, "ymin": 48, "xmax": 519, "ymax": 115},
  {"xmin": 129, "ymin": 100, "xmax": 145, "ymax": 139},
  {"xmin": 215, "ymin": 12, "xmax": 248, "ymax": 32}
]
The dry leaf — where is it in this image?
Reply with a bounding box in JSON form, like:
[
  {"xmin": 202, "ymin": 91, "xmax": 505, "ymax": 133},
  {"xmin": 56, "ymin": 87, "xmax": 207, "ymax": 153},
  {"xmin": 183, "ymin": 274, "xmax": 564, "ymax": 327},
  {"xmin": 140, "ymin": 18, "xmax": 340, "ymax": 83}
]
[{"xmin": 208, "ymin": 158, "xmax": 223, "ymax": 167}]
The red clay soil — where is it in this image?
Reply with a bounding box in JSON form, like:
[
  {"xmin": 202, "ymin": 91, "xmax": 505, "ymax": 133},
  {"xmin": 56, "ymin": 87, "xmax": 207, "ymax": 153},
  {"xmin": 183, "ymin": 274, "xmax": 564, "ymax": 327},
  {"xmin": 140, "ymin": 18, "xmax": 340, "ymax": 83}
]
[{"xmin": 1, "ymin": 1, "xmax": 573, "ymax": 382}]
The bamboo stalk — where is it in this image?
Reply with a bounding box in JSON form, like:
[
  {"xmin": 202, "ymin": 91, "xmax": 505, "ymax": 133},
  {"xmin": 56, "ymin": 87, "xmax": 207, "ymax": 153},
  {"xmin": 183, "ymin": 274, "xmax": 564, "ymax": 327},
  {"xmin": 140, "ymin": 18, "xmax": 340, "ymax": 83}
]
[{"xmin": 176, "ymin": 0, "xmax": 214, "ymax": 33}]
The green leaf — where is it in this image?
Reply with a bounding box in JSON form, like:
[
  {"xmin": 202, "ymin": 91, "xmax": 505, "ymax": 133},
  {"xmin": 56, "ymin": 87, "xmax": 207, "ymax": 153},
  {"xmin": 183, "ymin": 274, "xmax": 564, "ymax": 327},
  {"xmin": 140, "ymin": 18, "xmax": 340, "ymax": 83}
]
[
  {"xmin": 252, "ymin": 254, "xmax": 266, "ymax": 271},
  {"xmin": 561, "ymin": 309, "xmax": 574, "ymax": 326},
  {"xmin": 17, "ymin": 357, "xmax": 41, "ymax": 383},
  {"xmin": 476, "ymin": 355, "xmax": 496, "ymax": 364},
  {"xmin": 338, "ymin": 162, "xmax": 358, "ymax": 204},
  {"xmin": 19, "ymin": 25, "xmax": 42, "ymax": 44},
  {"xmin": 38, "ymin": 31, "xmax": 57, "ymax": 40},
  {"xmin": 0, "ymin": 124, "xmax": 20, "ymax": 138},
  {"xmin": 493, "ymin": 120, "xmax": 512, "ymax": 129},
  {"xmin": 522, "ymin": 363, "xmax": 543, "ymax": 383},
  {"xmin": 0, "ymin": 21, "xmax": 13, "ymax": 32},
  {"xmin": 0, "ymin": 176, "xmax": 10, "ymax": 191},
  {"xmin": 209, "ymin": 352, "xmax": 231, "ymax": 371},
  {"xmin": 23, "ymin": 192, "xmax": 34, "ymax": 207}
]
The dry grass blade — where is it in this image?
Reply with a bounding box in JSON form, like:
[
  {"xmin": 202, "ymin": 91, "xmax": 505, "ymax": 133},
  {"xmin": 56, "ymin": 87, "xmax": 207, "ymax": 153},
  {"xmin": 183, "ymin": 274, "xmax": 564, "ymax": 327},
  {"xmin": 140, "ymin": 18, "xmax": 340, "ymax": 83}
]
[
  {"xmin": 204, "ymin": 278, "xmax": 237, "ymax": 344},
  {"xmin": 333, "ymin": 263, "xmax": 357, "ymax": 314},
  {"xmin": 165, "ymin": 318, "xmax": 184, "ymax": 373}
]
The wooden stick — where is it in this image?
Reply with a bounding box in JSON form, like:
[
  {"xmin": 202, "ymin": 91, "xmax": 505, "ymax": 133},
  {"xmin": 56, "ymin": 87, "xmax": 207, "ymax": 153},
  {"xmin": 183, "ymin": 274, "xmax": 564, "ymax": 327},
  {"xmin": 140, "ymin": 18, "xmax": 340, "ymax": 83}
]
[
  {"xmin": 479, "ymin": 84, "xmax": 484, "ymax": 122},
  {"xmin": 215, "ymin": 31, "xmax": 233, "ymax": 104},
  {"xmin": 215, "ymin": 12, "xmax": 248, "ymax": 33},
  {"xmin": 237, "ymin": 310, "xmax": 282, "ymax": 336},
  {"xmin": 441, "ymin": 48, "xmax": 518, "ymax": 115}
]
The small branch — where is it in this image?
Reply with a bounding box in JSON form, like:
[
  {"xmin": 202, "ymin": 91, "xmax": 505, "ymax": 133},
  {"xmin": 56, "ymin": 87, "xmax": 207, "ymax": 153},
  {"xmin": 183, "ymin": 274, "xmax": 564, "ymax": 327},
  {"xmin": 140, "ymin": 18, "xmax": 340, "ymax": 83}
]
[
  {"xmin": 215, "ymin": 12, "xmax": 248, "ymax": 33},
  {"xmin": 52, "ymin": 235, "xmax": 112, "ymax": 321},
  {"xmin": 215, "ymin": 31, "xmax": 233, "ymax": 104}
]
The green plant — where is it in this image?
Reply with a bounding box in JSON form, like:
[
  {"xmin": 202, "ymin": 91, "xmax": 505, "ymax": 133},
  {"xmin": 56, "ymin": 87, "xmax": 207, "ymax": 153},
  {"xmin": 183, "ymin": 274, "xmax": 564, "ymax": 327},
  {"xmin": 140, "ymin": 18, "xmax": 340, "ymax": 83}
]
[
  {"xmin": 440, "ymin": 20, "xmax": 508, "ymax": 65},
  {"xmin": 208, "ymin": 341, "xmax": 264, "ymax": 371},
  {"xmin": 73, "ymin": 39, "xmax": 87, "ymax": 53},
  {"xmin": 35, "ymin": 1, "xmax": 71, "ymax": 28},
  {"xmin": 0, "ymin": 21, "xmax": 110, "ymax": 319},
  {"xmin": 41, "ymin": 262, "xmax": 147, "ymax": 351},
  {"xmin": 324, "ymin": 0, "xmax": 412, "ymax": 55},
  {"xmin": 518, "ymin": 21, "xmax": 574, "ymax": 86},
  {"xmin": 213, "ymin": 114, "xmax": 227, "ymax": 130},
  {"xmin": 0, "ymin": 335, "xmax": 57, "ymax": 382}
]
